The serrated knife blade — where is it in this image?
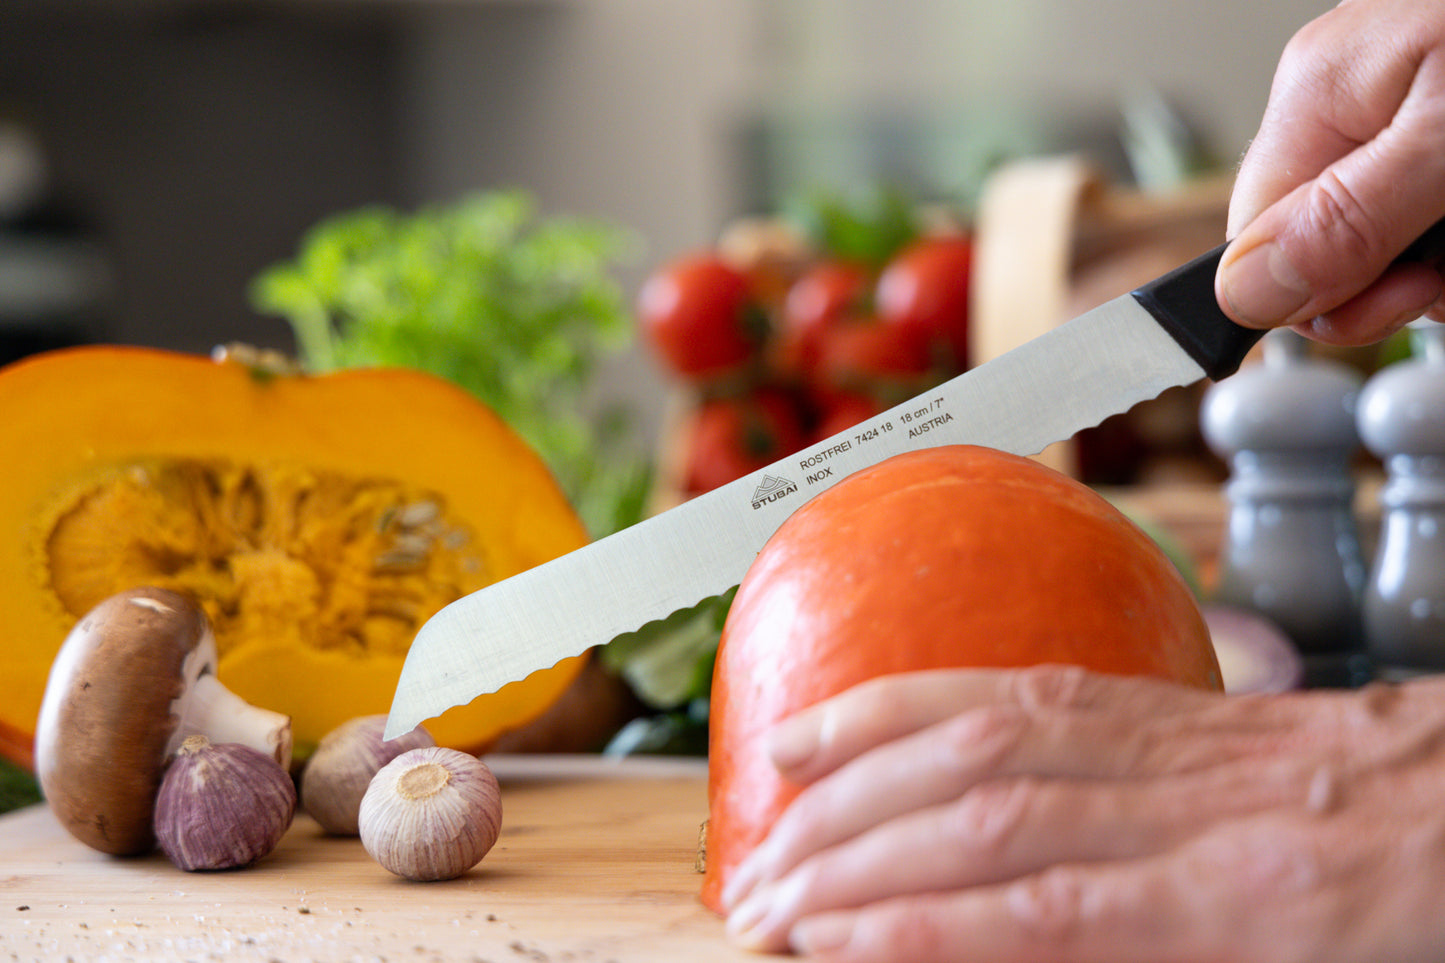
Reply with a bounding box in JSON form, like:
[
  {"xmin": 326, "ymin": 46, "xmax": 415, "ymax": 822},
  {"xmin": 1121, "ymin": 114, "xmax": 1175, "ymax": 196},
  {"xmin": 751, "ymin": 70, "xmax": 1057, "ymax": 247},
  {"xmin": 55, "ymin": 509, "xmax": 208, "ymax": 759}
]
[{"xmin": 385, "ymin": 242, "xmax": 1273, "ymax": 739}]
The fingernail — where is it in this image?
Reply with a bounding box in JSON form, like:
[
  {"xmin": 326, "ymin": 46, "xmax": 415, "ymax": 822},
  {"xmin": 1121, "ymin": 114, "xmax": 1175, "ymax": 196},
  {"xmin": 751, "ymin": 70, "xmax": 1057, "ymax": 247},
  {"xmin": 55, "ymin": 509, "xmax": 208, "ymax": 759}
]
[
  {"xmin": 721, "ymin": 852, "xmax": 764, "ymax": 910},
  {"xmin": 768, "ymin": 714, "xmax": 820, "ymax": 771},
  {"xmin": 1303, "ymin": 303, "xmax": 1423, "ymax": 344},
  {"xmin": 725, "ymin": 886, "xmax": 776, "ymax": 949},
  {"xmin": 791, "ymin": 913, "xmax": 855, "ymax": 955},
  {"xmin": 1219, "ymin": 240, "xmax": 1313, "ymax": 326}
]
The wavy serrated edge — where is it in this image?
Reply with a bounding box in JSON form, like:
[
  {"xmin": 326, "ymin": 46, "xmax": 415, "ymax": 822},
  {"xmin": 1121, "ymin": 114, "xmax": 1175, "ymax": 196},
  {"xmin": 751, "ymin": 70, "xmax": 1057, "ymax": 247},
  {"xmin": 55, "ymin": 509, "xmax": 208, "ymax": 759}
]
[
  {"xmin": 602, "ymin": 587, "xmax": 738, "ymax": 654},
  {"xmin": 385, "ymin": 587, "xmax": 741, "ymax": 741}
]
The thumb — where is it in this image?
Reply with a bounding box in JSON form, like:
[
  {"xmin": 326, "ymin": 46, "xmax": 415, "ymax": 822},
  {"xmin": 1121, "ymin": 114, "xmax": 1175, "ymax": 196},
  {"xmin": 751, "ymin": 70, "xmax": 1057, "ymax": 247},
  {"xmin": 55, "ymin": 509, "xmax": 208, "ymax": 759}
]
[
  {"xmin": 1217, "ymin": 163, "xmax": 1445, "ymax": 341},
  {"xmin": 1218, "ymin": 21, "xmax": 1445, "ymax": 340}
]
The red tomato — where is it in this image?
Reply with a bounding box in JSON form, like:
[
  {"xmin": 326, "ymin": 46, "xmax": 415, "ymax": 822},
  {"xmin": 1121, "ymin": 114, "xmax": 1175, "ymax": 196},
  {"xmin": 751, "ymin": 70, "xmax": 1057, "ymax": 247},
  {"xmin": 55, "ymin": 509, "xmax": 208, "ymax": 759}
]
[
  {"xmin": 812, "ymin": 316, "xmax": 931, "ymax": 397},
  {"xmin": 811, "ymin": 391, "xmax": 885, "ymax": 442},
  {"xmin": 773, "ymin": 261, "xmax": 872, "ymax": 377},
  {"xmin": 636, "ymin": 254, "xmax": 764, "ymax": 380},
  {"xmin": 874, "ymin": 234, "xmax": 973, "ymax": 369},
  {"xmin": 682, "ymin": 390, "xmax": 807, "ymax": 495}
]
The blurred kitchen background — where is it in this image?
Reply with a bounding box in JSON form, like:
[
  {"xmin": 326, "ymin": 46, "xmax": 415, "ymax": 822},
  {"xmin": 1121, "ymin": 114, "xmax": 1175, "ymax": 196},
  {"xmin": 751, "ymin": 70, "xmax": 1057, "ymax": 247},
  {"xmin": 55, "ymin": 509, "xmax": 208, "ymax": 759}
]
[{"xmin": 0, "ymin": 0, "xmax": 1328, "ymax": 447}]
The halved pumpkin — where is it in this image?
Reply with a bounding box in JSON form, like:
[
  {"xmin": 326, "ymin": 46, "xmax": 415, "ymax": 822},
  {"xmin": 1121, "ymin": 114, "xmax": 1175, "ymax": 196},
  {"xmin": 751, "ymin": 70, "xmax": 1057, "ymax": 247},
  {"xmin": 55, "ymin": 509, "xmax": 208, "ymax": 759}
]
[
  {"xmin": 702, "ymin": 445, "xmax": 1221, "ymax": 912},
  {"xmin": 0, "ymin": 345, "xmax": 591, "ymax": 769}
]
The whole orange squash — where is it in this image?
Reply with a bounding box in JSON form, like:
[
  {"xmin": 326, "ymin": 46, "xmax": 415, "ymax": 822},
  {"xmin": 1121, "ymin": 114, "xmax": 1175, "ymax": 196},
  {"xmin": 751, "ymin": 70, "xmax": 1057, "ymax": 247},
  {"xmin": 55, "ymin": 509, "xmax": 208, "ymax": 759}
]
[
  {"xmin": 0, "ymin": 345, "xmax": 592, "ymax": 769},
  {"xmin": 702, "ymin": 444, "xmax": 1220, "ymax": 911}
]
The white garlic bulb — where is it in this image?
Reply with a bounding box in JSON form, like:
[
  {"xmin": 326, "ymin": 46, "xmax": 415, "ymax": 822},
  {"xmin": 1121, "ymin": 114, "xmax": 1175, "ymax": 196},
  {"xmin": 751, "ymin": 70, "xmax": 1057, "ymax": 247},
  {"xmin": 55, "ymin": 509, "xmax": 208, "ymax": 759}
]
[
  {"xmin": 358, "ymin": 747, "xmax": 501, "ymax": 881},
  {"xmin": 301, "ymin": 715, "xmax": 434, "ymax": 835}
]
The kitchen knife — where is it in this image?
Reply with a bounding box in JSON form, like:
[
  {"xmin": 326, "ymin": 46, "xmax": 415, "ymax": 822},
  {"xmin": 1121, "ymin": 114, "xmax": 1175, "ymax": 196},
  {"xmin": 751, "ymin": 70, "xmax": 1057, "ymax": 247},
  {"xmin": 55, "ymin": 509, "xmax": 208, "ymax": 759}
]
[{"xmin": 385, "ymin": 234, "xmax": 1440, "ymax": 740}]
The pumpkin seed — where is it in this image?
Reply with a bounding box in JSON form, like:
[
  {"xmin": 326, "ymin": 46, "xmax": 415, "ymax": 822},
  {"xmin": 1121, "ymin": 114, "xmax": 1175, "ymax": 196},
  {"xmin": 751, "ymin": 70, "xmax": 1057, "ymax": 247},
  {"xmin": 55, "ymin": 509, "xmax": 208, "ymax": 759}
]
[
  {"xmin": 396, "ymin": 500, "xmax": 441, "ymax": 529},
  {"xmin": 45, "ymin": 459, "xmax": 489, "ymax": 658}
]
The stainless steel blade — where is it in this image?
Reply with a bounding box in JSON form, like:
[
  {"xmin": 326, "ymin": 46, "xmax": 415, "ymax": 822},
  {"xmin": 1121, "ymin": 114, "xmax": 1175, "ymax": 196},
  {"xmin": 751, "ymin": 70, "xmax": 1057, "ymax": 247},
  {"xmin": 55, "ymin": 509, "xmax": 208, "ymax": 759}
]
[{"xmin": 385, "ymin": 293, "xmax": 1206, "ymax": 739}]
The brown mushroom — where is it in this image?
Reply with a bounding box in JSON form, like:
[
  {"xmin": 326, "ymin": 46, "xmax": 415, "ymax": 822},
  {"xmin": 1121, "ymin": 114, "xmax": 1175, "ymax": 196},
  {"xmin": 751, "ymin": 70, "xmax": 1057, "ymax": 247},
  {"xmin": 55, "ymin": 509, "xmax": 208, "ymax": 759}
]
[{"xmin": 33, "ymin": 587, "xmax": 292, "ymax": 856}]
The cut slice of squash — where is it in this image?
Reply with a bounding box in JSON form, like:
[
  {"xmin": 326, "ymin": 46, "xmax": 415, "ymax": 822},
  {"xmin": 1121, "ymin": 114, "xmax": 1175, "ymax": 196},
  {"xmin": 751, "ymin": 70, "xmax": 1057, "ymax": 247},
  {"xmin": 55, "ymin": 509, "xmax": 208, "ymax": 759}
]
[{"xmin": 0, "ymin": 345, "xmax": 591, "ymax": 768}]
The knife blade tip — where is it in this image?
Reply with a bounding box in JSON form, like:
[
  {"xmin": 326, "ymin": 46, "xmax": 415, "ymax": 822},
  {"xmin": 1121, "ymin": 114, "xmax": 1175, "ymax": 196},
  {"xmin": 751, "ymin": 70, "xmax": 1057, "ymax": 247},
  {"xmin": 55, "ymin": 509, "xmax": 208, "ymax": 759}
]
[{"xmin": 382, "ymin": 707, "xmax": 421, "ymax": 742}]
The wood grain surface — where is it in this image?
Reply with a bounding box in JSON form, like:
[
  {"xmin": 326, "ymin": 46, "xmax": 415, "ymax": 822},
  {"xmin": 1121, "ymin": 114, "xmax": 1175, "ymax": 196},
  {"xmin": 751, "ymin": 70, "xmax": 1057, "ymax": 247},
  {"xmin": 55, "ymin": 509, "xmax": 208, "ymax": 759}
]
[{"xmin": 0, "ymin": 755, "xmax": 752, "ymax": 963}]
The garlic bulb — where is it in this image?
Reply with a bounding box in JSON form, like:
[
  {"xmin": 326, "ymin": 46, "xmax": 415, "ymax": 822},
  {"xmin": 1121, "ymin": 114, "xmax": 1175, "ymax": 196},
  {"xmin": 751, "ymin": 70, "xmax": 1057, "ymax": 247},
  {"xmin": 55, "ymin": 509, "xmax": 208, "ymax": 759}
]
[
  {"xmin": 301, "ymin": 715, "xmax": 434, "ymax": 835},
  {"xmin": 153, "ymin": 735, "xmax": 297, "ymax": 871},
  {"xmin": 358, "ymin": 747, "xmax": 501, "ymax": 881}
]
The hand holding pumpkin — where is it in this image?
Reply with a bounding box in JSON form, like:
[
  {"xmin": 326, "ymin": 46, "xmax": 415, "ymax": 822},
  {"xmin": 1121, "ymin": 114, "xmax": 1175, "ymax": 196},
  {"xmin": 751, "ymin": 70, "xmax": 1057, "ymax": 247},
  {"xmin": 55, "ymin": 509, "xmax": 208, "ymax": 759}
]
[
  {"xmin": 700, "ymin": 446, "xmax": 1221, "ymax": 920},
  {"xmin": 725, "ymin": 666, "xmax": 1445, "ymax": 962}
]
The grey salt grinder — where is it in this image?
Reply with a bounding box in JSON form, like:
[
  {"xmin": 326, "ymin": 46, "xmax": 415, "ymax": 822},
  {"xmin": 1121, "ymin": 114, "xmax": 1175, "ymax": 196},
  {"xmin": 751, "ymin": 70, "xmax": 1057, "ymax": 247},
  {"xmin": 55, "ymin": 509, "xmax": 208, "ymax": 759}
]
[
  {"xmin": 1358, "ymin": 319, "xmax": 1445, "ymax": 678},
  {"xmin": 1200, "ymin": 328, "xmax": 1367, "ymax": 686}
]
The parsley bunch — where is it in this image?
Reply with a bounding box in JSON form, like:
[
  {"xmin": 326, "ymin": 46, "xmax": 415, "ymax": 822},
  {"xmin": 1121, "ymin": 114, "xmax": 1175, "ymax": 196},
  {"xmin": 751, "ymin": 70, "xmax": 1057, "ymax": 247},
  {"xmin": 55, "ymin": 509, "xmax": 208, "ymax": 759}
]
[{"xmin": 251, "ymin": 190, "xmax": 651, "ymax": 537}]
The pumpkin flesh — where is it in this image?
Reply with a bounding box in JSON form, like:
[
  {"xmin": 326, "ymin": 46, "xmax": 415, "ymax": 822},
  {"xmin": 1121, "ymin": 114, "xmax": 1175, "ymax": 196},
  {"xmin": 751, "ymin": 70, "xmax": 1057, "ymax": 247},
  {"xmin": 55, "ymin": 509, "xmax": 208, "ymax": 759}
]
[
  {"xmin": 702, "ymin": 445, "xmax": 1221, "ymax": 912},
  {"xmin": 45, "ymin": 459, "xmax": 485, "ymax": 662},
  {"xmin": 0, "ymin": 346, "xmax": 591, "ymax": 768}
]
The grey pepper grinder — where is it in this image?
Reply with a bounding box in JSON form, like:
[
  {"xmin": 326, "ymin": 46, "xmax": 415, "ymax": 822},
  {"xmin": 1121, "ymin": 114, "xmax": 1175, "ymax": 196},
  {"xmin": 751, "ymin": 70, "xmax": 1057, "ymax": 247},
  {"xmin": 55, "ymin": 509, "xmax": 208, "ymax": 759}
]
[
  {"xmin": 1357, "ymin": 319, "xmax": 1445, "ymax": 679},
  {"xmin": 1200, "ymin": 327, "xmax": 1368, "ymax": 686}
]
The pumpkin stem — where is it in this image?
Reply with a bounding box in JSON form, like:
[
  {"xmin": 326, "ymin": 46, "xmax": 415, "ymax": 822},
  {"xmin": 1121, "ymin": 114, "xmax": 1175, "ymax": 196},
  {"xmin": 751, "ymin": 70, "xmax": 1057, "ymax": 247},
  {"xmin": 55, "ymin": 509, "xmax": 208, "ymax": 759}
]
[{"xmin": 211, "ymin": 343, "xmax": 306, "ymax": 381}]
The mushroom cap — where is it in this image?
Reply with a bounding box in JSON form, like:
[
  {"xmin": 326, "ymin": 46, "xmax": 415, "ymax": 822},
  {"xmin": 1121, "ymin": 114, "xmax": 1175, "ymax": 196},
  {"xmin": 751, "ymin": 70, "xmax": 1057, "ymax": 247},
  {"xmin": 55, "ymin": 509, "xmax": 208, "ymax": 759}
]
[{"xmin": 34, "ymin": 587, "xmax": 209, "ymax": 855}]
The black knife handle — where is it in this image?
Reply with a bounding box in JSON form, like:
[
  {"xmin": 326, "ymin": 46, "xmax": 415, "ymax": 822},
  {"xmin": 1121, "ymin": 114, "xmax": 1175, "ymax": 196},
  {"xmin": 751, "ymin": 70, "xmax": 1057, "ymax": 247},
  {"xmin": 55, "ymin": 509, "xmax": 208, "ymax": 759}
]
[
  {"xmin": 1131, "ymin": 217, "xmax": 1445, "ymax": 382},
  {"xmin": 1131, "ymin": 245, "xmax": 1254, "ymax": 382}
]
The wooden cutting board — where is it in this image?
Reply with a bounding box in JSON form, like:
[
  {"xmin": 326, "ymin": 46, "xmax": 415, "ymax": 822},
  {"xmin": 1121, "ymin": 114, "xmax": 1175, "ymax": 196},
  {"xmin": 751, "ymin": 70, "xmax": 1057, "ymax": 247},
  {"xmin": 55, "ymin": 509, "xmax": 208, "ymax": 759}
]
[{"xmin": 0, "ymin": 755, "xmax": 754, "ymax": 962}]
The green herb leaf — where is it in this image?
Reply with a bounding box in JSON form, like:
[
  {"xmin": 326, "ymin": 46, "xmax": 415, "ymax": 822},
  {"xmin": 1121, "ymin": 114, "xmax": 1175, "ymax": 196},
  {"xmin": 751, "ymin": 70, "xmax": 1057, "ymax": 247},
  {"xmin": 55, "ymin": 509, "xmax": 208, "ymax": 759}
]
[
  {"xmin": 250, "ymin": 190, "xmax": 650, "ymax": 536},
  {"xmin": 601, "ymin": 589, "xmax": 734, "ymax": 710},
  {"xmin": 781, "ymin": 183, "xmax": 921, "ymax": 268},
  {"xmin": 0, "ymin": 758, "xmax": 40, "ymax": 814}
]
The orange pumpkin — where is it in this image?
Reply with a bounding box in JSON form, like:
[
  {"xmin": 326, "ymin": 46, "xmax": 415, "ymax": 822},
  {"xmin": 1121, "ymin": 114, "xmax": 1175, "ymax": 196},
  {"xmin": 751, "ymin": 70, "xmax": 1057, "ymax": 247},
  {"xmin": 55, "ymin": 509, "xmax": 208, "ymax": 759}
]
[
  {"xmin": 702, "ymin": 444, "xmax": 1220, "ymax": 911},
  {"xmin": 0, "ymin": 345, "xmax": 592, "ymax": 769}
]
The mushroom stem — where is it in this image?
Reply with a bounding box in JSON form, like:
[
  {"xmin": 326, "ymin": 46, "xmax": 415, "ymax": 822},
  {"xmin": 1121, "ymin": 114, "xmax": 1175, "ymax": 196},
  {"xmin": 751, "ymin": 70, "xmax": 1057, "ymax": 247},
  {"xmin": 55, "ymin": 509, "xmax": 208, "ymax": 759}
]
[{"xmin": 171, "ymin": 673, "xmax": 293, "ymax": 770}]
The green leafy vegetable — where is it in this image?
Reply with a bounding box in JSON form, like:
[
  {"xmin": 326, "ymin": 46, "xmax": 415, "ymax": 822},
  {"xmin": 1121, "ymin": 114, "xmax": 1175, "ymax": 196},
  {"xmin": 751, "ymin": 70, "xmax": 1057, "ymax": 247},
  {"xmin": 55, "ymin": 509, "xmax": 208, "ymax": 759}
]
[
  {"xmin": 0, "ymin": 758, "xmax": 40, "ymax": 814},
  {"xmin": 601, "ymin": 589, "xmax": 733, "ymax": 710},
  {"xmin": 251, "ymin": 190, "xmax": 651, "ymax": 537},
  {"xmin": 781, "ymin": 183, "xmax": 921, "ymax": 268},
  {"xmin": 603, "ymin": 699, "xmax": 710, "ymax": 757}
]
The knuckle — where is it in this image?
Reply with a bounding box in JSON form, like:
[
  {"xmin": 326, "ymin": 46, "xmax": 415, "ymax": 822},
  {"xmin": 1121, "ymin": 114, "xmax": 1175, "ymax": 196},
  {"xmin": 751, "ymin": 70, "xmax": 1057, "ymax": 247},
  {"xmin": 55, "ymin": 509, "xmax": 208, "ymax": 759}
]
[
  {"xmin": 937, "ymin": 704, "xmax": 1027, "ymax": 767},
  {"xmin": 1203, "ymin": 822, "xmax": 1342, "ymax": 963},
  {"xmin": 1004, "ymin": 865, "xmax": 1092, "ymax": 945},
  {"xmin": 1238, "ymin": 822, "xmax": 1331, "ymax": 899},
  {"xmin": 860, "ymin": 899, "xmax": 955, "ymax": 960},
  {"xmin": 1277, "ymin": 6, "xmax": 1358, "ymax": 94},
  {"xmin": 1353, "ymin": 679, "xmax": 1408, "ymax": 726},
  {"xmin": 1009, "ymin": 664, "xmax": 1098, "ymax": 713},
  {"xmin": 1209, "ymin": 819, "xmax": 1327, "ymax": 887},
  {"xmin": 1275, "ymin": 22, "xmax": 1349, "ymax": 109},
  {"xmin": 1303, "ymin": 171, "xmax": 1389, "ymax": 266},
  {"xmin": 1280, "ymin": 18, "xmax": 1336, "ymax": 73},
  {"xmin": 944, "ymin": 779, "xmax": 1038, "ymax": 862}
]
